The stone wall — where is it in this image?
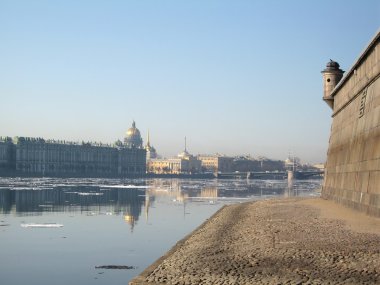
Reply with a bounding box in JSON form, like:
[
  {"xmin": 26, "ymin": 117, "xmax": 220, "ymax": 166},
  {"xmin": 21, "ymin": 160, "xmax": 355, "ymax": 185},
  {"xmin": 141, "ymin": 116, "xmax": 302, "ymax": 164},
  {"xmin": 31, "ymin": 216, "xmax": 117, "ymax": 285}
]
[{"xmin": 322, "ymin": 32, "xmax": 380, "ymax": 216}]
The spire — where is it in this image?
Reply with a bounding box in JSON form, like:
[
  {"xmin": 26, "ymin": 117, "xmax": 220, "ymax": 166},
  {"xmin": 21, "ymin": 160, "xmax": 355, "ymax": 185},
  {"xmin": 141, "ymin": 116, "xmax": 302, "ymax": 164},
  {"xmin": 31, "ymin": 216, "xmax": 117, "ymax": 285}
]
[
  {"xmin": 146, "ymin": 130, "xmax": 151, "ymax": 147},
  {"xmin": 132, "ymin": 120, "xmax": 136, "ymax": 128},
  {"xmin": 184, "ymin": 136, "xmax": 187, "ymax": 152}
]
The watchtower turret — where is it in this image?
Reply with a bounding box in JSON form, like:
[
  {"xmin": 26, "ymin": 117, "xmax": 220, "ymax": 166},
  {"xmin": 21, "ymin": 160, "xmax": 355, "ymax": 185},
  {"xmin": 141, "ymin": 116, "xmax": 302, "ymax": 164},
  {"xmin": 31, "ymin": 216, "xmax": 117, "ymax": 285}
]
[{"xmin": 321, "ymin": 60, "xmax": 344, "ymax": 109}]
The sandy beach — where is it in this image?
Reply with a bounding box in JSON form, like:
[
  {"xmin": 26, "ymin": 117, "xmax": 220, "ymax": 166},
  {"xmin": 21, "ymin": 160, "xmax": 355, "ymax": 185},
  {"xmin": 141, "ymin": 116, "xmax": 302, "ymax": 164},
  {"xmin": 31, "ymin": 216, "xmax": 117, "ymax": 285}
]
[{"xmin": 130, "ymin": 197, "xmax": 380, "ymax": 285}]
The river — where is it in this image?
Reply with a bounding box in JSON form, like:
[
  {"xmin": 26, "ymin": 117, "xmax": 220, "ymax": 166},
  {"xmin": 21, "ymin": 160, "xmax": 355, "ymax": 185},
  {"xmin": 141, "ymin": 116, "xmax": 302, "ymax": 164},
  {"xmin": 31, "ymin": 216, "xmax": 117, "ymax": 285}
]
[{"xmin": 0, "ymin": 177, "xmax": 321, "ymax": 285}]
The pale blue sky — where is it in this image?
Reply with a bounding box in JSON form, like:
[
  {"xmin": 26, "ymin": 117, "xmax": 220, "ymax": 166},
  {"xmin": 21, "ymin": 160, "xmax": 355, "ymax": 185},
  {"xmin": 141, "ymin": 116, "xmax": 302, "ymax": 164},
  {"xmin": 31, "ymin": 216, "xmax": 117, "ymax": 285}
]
[{"xmin": 0, "ymin": 0, "xmax": 379, "ymax": 163}]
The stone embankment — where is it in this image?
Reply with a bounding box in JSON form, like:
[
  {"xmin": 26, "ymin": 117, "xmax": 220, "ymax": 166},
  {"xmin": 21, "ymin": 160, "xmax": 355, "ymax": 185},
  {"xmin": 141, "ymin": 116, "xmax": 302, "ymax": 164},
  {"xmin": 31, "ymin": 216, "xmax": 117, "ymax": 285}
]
[{"xmin": 130, "ymin": 198, "xmax": 380, "ymax": 285}]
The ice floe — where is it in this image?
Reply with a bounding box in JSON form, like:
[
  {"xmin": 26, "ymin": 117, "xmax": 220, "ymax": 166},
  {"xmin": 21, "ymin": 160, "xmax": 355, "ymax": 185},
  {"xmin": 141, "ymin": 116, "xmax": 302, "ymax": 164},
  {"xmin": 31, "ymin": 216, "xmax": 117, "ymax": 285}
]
[{"xmin": 21, "ymin": 223, "xmax": 64, "ymax": 228}]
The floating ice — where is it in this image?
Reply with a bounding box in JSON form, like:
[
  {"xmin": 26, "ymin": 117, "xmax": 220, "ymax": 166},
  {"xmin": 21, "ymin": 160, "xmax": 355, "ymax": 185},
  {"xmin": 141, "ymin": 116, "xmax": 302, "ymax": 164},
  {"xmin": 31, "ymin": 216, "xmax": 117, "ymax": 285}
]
[
  {"xmin": 99, "ymin": 185, "xmax": 150, "ymax": 189},
  {"xmin": 77, "ymin": 192, "xmax": 103, "ymax": 196},
  {"xmin": 21, "ymin": 223, "xmax": 64, "ymax": 228}
]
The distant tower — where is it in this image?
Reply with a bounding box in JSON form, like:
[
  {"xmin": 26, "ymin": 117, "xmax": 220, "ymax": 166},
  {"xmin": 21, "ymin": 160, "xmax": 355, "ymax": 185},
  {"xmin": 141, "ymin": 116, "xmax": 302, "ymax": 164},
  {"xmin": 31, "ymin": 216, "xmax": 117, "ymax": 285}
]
[
  {"xmin": 178, "ymin": 136, "xmax": 190, "ymax": 159},
  {"xmin": 145, "ymin": 130, "xmax": 157, "ymax": 160},
  {"xmin": 321, "ymin": 60, "xmax": 344, "ymax": 109}
]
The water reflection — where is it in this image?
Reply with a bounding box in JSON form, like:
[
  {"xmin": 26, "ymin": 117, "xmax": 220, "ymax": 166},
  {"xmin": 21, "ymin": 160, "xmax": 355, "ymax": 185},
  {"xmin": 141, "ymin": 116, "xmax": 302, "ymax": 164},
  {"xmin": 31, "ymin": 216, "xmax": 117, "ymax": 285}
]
[
  {"xmin": 0, "ymin": 177, "xmax": 321, "ymax": 285},
  {"xmin": 144, "ymin": 178, "xmax": 310, "ymax": 202},
  {"xmin": 0, "ymin": 186, "xmax": 146, "ymax": 233},
  {"xmin": 0, "ymin": 177, "xmax": 321, "ymax": 225}
]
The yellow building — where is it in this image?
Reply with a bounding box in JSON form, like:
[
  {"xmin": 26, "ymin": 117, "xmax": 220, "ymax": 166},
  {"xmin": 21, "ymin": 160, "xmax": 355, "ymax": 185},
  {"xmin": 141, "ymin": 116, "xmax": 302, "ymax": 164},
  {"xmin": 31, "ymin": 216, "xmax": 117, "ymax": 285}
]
[
  {"xmin": 147, "ymin": 145, "xmax": 201, "ymax": 174},
  {"xmin": 197, "ymin": 155, "xmax": 233, "ymax": 173},
  {"xmin": 148, "ymin": 159, "xmax": 175, "ymax": 174}
]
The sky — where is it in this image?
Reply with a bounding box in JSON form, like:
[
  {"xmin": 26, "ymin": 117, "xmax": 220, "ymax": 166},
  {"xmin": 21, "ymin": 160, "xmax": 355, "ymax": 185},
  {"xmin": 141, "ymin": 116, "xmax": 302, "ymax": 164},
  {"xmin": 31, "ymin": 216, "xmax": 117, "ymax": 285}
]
[{"xmin": 0, "ymin": 0, "xmax": 379, "ymax": 164}]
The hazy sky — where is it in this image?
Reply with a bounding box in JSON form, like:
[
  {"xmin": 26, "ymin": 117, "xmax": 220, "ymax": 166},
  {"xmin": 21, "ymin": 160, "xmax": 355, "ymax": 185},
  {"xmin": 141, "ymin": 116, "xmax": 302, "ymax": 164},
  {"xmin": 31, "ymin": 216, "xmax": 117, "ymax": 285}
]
[{"xmin": 1, "ymin": 1, "xmax": 379, "ymax": 163}]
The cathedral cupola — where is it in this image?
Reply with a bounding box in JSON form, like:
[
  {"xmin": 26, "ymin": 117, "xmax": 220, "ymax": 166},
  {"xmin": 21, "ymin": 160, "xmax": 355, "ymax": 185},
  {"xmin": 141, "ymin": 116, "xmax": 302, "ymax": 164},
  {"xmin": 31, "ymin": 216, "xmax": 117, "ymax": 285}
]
[{"xmin": 124, "ymin": 121, "xmax": 143, "ymax": 148}]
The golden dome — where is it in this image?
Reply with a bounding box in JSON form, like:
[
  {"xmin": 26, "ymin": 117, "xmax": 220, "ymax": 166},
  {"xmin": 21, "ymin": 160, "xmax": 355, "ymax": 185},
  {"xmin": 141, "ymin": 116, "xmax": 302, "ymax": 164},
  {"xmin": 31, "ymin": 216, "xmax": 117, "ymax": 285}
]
[
  {"xmin": 126, "ymin": 121, "xmax": 140, "ymax": 137},
  {"xmin": 126, "ymin": 127, "xmax": 140, "ymax": 137},
  {"xmin": 124, "ymin": 121, "xmax": 143, "ymax": 148}
]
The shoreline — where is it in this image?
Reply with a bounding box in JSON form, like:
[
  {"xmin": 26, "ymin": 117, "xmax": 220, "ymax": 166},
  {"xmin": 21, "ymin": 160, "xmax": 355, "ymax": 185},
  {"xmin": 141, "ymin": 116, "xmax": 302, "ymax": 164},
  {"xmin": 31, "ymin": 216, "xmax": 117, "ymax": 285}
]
[
  {"xmin": 130, "ymin": 197, "xmax": 380, "ymax": 285},
  {"xmin": 130, "ymin": 204, "xmax": 229, "ymax": 285}
]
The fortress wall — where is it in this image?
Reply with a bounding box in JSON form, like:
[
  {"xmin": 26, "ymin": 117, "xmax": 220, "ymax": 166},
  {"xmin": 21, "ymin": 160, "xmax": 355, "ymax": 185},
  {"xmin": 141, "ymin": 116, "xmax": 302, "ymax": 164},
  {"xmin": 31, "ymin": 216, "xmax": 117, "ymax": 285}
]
[{"xmin": 322, "ymin": 34, "xmax": 380, "ymax": 216}]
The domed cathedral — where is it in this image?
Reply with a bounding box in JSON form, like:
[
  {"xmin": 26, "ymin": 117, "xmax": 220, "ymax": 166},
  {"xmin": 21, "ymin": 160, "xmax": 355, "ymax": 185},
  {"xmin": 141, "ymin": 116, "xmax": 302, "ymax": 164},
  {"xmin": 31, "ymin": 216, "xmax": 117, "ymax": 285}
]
[
  {"xmin": 124, "ymin": 121, "xmax": 143, "ymax": 148},
  {"xmin": 118, "ymin": 121, "xmax": 146, "ymax": 176},
  {"xmin": 145, "ymin": 131, "xmax": 157, "ymax": 160}
]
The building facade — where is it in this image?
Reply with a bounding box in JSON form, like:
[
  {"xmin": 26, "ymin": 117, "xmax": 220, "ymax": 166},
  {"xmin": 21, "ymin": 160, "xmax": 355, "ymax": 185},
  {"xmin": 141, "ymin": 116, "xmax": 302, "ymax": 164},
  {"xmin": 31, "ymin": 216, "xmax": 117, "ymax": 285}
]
[
  {"xmin": 0, "ymin": 137, "xmax": 15, "ymax": 172},
  {"xmin": 177, "ymin": 149, "xmax": 202, "ymax": 173},
  {"xmin": 0, "ymin": 122, "xmax": 146, "ymax": 177},
  {"xmin": 147, "ymin": 158, "xmax": 184, "ymax": 174},
  {"xmin": 118, "ymin": 147, "xmax": 146, "ymax": 176},
  {"xmin": 232, "ymin": 156, "xmax": 285, "ymax": 172},
  {"xmin": 322, "ymin": 31, "xmax": 380, "ymax": 216},
  {"xmin": 197, "ymin": 155, "xmax": 233, "ymax": 173},
  {"xmin": 14, "ymin": 138, "xmax": 119, "ymax": 176},
  {"xmin": 147, "ymin": 147, "xmax": 201, "ymax": 175}
]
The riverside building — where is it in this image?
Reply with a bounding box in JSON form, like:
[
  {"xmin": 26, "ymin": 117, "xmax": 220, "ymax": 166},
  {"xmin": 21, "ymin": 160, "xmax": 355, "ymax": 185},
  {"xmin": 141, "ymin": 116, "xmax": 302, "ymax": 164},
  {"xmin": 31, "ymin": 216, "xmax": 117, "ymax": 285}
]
[
  {"xmin": 0, "ymin": 122, "xmax": 146, "ymax": 177},
  {"xmin": 147, "ymin": 140, "xmax": 201, "ymax": 174},
  {"xmin": 0, "ymin": 137, "xmax": 15, "ymax": 173},
  {"xmin": 197, "ymin": 155, "xmax": 233, "ymax": 173}
]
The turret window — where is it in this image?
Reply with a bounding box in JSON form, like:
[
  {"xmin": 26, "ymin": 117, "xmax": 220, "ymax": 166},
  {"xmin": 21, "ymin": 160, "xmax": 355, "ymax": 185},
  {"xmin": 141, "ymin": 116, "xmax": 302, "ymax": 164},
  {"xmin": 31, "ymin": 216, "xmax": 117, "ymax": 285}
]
[{"xmin": 327, "ymin": 78, "xmax": 331, "ymax": 82}]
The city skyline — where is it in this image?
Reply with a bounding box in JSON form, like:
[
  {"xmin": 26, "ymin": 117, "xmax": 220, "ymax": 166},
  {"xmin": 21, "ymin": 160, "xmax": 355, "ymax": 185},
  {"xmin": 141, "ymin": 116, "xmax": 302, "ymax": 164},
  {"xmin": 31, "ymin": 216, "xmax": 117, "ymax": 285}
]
[
  {"xmin": 1, "ymin": 1, "xmax": 379, "ymax": 164},
  {"xmin": 0, "ymin": 124, "xmax": 321, "ymax": 164}
]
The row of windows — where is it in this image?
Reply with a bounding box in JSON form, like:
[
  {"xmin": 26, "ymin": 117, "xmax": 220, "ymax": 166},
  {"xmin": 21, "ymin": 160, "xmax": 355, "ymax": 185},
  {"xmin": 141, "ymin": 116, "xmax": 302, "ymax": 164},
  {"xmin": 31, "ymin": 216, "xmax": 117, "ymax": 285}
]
[
  {"xmin": 17, "ymin": 163, "xmax": 117, "ymax": 172},
  {"xmin": 15, "ymin": 150, "xmax": 145, "ymax": 162},
  {"xmin": 17, "ymin": 153, "xmax": 118, "ymax": 163},
  {"xmin": 17, "ymin": 164, "xmax": 145, "ymax": 174}
]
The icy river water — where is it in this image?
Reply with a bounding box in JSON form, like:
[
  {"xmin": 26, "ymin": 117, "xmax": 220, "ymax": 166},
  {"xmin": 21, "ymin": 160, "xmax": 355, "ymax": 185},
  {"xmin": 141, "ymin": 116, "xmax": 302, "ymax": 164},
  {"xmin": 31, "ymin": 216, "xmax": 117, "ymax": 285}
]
[{"xmin": 0, "ymin": 177, "xmax": 321, "ymax": 285}]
